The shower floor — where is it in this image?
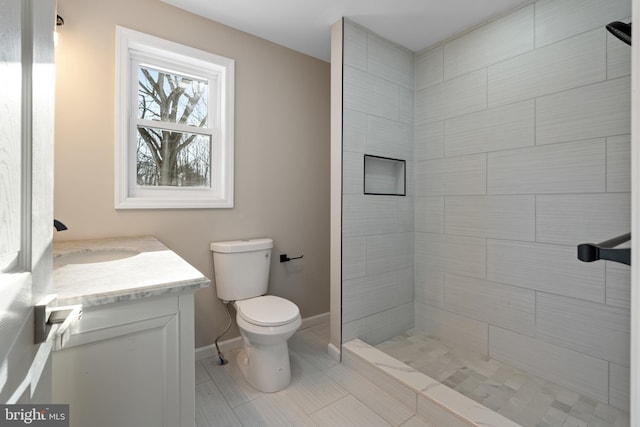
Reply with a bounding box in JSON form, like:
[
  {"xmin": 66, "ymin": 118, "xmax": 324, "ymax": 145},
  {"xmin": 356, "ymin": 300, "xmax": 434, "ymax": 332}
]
[{"xmin": 375, "ymin": 329, "xmax": 629, "ymax": 427}]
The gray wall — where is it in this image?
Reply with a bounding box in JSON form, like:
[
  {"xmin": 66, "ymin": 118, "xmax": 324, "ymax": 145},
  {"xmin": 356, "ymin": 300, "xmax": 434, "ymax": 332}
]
[
  {"xmin": 341, "ymin": 0, "xmax": 631, "ymax": 412},
  {"xmin": 414, "ymin": 0, "xmax": 631, "ymax": 410},
  {"xmin": 341, "ymin": 20, "xmax": 416, "ymax": 345}
]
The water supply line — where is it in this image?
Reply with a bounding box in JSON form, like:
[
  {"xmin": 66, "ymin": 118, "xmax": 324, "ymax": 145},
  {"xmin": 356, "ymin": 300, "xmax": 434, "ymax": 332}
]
[{"xmin": 214, "ymin": 301, "xmax": 233, "ymax": 365}]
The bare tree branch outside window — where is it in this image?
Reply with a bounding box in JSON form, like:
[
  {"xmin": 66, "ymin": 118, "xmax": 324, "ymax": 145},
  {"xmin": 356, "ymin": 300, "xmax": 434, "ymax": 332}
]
[{"xmin": 136, "ymin": 66, "xmax": 212, "ymax": 187}]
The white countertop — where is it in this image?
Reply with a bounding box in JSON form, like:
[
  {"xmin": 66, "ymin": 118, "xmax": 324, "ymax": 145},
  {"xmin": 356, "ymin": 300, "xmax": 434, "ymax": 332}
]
[{"xmin": 53, "ymin": 236, "xmax": 210, "ymax": 307}]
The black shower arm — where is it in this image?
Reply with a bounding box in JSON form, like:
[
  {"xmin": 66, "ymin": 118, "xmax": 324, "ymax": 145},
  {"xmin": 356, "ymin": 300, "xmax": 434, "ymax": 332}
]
[{"xmin": 577, "ymin": 232, "xmax": 631, "ymax": 266}]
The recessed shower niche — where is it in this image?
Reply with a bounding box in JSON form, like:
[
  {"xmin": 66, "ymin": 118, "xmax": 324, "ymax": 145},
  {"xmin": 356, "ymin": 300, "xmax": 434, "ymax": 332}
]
[{"xmin": 363, "ymin": 155, "xmax": 406, "ymax": 196}]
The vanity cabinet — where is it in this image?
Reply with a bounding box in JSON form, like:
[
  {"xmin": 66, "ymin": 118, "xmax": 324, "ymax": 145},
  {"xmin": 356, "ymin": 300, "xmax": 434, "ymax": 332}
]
[
  {"xmin": 52, "ymin": 292, "xmax": 197, "ymax": 427},
  {"xmin": 50, "ymin": 236, "xmax": 209, "ymax": 427}
]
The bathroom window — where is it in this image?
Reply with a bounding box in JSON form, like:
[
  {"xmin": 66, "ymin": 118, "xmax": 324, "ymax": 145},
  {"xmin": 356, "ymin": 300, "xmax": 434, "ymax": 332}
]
[{"xmin": 115, "ymin": 26, "xmax": 234, "ymax": 208}]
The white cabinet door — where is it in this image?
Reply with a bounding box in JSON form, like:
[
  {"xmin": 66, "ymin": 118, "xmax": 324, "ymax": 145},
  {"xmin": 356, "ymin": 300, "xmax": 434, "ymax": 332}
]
[
  {"xmin": 52, "ymin": 294, "xmax": 197, "ymax": 427},
  {"xmin": 53, "ymin": 311, "xmax": 180, "ymax": 427},
  {"xmin": 0, "ymin": 0, "xmax": 56, "ymax": 404}
]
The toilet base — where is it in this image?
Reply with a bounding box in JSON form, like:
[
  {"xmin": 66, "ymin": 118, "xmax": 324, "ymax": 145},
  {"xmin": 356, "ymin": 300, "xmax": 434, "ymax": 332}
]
[{"xmin": 237, "ymin": 340, "xmax": 292, "ymax": 392}]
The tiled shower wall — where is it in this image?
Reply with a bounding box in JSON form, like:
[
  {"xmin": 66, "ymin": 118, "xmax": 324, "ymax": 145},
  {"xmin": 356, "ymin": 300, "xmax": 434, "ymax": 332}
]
[
  {"xmin": 414, "ymin": 0, "xmax": 631, "ymax": 410},
  {"xmin": 341, "ymin": 20, "xmax": 416, "ymax": 345},
  {"xmin": 340, "ymin": 0, "xmax": 632, "ymax": 411}
]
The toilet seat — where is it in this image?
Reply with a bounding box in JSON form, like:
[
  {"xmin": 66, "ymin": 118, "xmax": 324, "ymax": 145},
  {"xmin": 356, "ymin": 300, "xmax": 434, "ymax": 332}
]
[{"xmin": 236, "ymin": 295, "xmax": 300, "ymax": 327}]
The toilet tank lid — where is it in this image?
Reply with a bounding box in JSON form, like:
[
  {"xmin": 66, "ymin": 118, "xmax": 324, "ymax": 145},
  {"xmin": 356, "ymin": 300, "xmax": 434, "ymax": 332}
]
[{"xmin": 210, "ymin": 238, "xmax": 273, "ymax": 253}]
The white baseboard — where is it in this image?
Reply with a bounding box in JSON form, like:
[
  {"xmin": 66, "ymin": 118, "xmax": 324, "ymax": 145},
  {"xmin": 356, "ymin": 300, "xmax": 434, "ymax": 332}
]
[
  {"xmin": 195, "ymin": 336, "xmax": 243, "ymax": 361},
  {"xmin": 195, "ymin": 311, "xmax": 330, "ymax": 361},
  {"xmin": 299, "ymin": 312, "xmax": 330, "ymax": 330}
]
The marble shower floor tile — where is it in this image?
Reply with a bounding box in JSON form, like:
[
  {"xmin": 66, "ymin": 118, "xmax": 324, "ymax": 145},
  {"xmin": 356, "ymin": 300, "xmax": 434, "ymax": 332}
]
[{"xmin": 375, "ymin": 329, "xmax": 630, "ymax": 427}]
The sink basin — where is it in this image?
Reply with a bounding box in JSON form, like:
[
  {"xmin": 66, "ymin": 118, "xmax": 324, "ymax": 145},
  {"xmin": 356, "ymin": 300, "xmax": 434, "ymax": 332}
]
[{"xmin": 54, "ymin": 249, "xmax": 139, "ymax": 267}]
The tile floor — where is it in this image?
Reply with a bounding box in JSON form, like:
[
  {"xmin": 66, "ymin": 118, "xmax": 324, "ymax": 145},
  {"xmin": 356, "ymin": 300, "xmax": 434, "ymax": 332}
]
[
  {"xmin": 375, "ymin": 329, "xmax": 630, "ymax": 427},
  {"xmin": 195, "ymin": 323, "xmax": 431, "ymax": 427}
]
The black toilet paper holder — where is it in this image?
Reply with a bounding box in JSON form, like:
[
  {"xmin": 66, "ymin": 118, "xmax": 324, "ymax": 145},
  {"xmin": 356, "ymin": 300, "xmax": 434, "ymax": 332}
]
[{"xmin": 280, "ymin": 254, "xmax": 304, "ymax": 263}]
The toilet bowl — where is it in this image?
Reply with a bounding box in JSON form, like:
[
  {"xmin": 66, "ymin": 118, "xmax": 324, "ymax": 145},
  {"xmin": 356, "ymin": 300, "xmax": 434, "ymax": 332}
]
[
  {"xmin": 234, "ymin": 295, "xmax": 302, "ymax": 392},
  {"xmin": 210, "ymin": 238, "xmax": 301, "ymax": 392}
]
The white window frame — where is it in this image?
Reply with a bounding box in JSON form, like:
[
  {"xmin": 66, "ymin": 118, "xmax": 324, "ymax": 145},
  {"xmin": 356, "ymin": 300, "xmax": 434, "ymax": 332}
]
[{"xmin": 115, "ymin": 26, "xmax": 234, "ymax": 209}]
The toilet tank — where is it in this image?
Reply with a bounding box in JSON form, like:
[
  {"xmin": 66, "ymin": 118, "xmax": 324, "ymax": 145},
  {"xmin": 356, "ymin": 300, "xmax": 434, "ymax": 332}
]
[{"xmin": 210, "ymin": 238, "xmax": 273, "ymax": 301}]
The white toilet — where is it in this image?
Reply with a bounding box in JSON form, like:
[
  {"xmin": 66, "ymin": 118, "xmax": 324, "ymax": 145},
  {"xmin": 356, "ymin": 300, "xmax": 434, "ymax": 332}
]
[{"xmin": 210, "ymin": 238, "xmax": 301, "ymax": 392}]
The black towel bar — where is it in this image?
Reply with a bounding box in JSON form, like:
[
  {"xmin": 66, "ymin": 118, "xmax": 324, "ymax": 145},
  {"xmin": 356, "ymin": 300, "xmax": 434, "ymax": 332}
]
[{"xmin": 577, "ymin": 232, "xmax": 631, "ymax": 266}]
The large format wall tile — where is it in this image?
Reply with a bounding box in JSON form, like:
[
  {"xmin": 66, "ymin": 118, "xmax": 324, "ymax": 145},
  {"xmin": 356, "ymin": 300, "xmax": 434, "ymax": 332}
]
[
  {"xmin": 445, "ymin": 100, "xmax": 534, "ymax": 157},
  {"xmin": 343, "ymin": 20, "xmax": 367, "ymax": 70},
  {"xmin": 609, "ymin": 362, "xmax": 630, "ymax": 411},
  {"xmin": 415, "ymin": 154, "xmax": 486, "ymax": 196},
  {"xmin": 364, "ymin": 303, "xmax": 414, "ymax": 346},
  {"xmin": 345, "ymin": 294, "xmax": 415, "ymax": 345},
  {"xmin": 536, "ymin": 193, "xmax": 630, "ymax": 245},
  {"xmin": 487, "ymin": 240, "xmax": 605, "ymax": 303},
  {"xmin": 415, "ymin": 232, "xmax": 487, "ymax": 307},
  {"xmin": 342, "ymin": 151, "xmax": 364, "ymax": 195},
  {"xmin": 415, "ymin": 121, "xmax": 444, "ymax": 161},
  {"xmin": 536, "ymin": 293, "xmax": 630, "ymax": 366},
  {"xmin": 342, "ymin": 21, "xmax": 415, "ymax": 345},
  {"xmin": 608, "ymin": 30, "xmax": 631, "ymax": 79},
  {"xmin": 606, "ymin": 262, "xmax": 631, "ymax": 309},
  {"xmin": 343, "ymin": 270, "xmax": 399, "ymax": 322},
  {"xmin": 536, "ymin": 76, "xmax": 630, "ymax": 145},
  {"xmin": 415, "ymin": 233, "xmax": 445, "ymax": 307},
  {"xmin": 415, "ymin": 46, "xmax": 443, "ymax": 90},
  {"xmin": 398, "ymin": 85, "xmax": 415, "ymax": 124},
  {"xmin": 488, "ymin": 28, "xmax": 606, "ymax": 107},
  {"xmin": 487, "ymin": 138, "xmax": 606, "ymax": 194},
  {"xmin": 343, "ymin": 1, "xmax": 631, "ymax": 406},
  {"xmin": 489, "ymin": 326, "xmax": 609, "ymax": 404},
  {"xmin": 445, "ymin": 274, "xmax": 535, "ymax": 334},
  {"xmin": 535, "ymin": 0, "xmax": 631, "ymax": 47},
  {"xmin": 367, "ymin": 32, "xmax": 414, "ymax": 88},
  {"xmin": 440, "ymin": 234, "xmax": 487, "ymax": 280},
  {"xmin": 366, "ymin": 233, "xmax": 413, "ymax": 275},
  {"xmin": 367, "ymin": 115, "xmax": 413, "ymax": 160},
  {"xmin": 342, "ymin": 237, "xmax": 366, "ymax": 280},
  {"xmin": 344, "ymin": 65, "xmax": 399, "ymax": 120},
  {"xmin": 415, "ymin": 69, "xmax": 487, "ymax": 124},
  {"xmin": 414, "ymin": 197, "xmax": 444, "ymax": 233},
  {"xmin": 397, "ymin": 267, "xmax": 415, "ymax": 306},
  {"xmin": 415, "ymin": 271, "xmax": 444, "ymax": 308},
  {"xmin": 397, "ymin": 196, "xmax": 414, "ymax": 232},
  {"xmin": 342, "ymin": 195, "xmax": 398, "ymax": 237},
  {"xmin": 445, "ymin": 195, "xmax": 535, "ymax": 240},
  {"xmin": 444, "ymin": 4, "xmax": 534, "ymax": 80},
  {"xmin": 343, "ymin": 108, "xmax": 366, "ymax": 153},
  {"xmin": 607, "ymin": 134, "xmax": 631, "ymax": 192},
  {"xmin": 342, "ymin": 319, "xmax": 366, "ymax": 343}
]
